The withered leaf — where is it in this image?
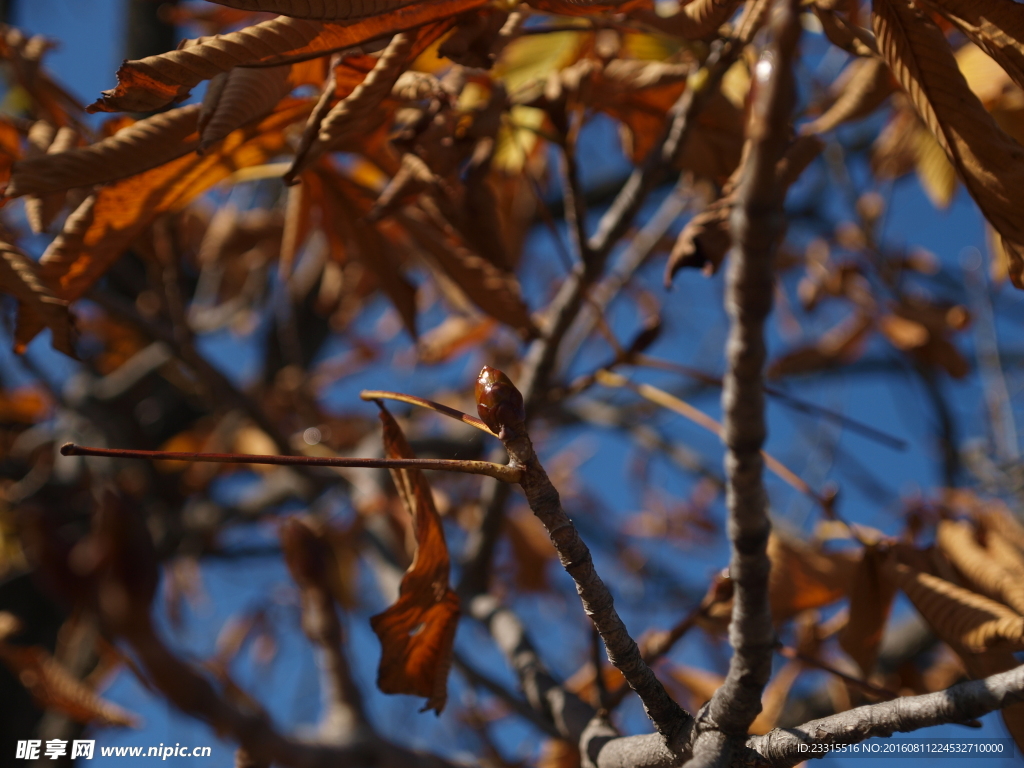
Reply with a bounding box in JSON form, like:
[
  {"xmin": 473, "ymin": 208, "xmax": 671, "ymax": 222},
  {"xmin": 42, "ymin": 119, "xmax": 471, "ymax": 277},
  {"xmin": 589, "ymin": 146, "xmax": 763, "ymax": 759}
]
[
  {"xmin": 838, "ymin": 546, "xmax": 897, "ymax": 677},
  {"xmin": 0, "ymin": 241, "xmax": 76, "ymax": 356},
  {"xmin": 633, "ymin": 0, "xmax": 741, "ymax": 39},
  {"xmin": 14, "ymin": 100, "xmax": 311, "ymax": 350},
  {"xmin": 24, "ymin": 124, "xmax": 78, "ymax": 233},
  {"xmin": 873, "ymin": 0, "xmax": 1024, "ymax": 287},
  {"xmin": 198, "ymin": 65, "xmax": 293, "ymax": 152},
  {"xmin": 937, "ymin": 519, "xmax": 1024, "ymax": 615},
  {"xmin": 0, "ymin": 642, "xmax": 139, "ymax": 727},
  {"xmin": 398, "ymin": 206, "xmax": 535, "ymax": 335},
  {"xmin": 748, "ymin": 660, "xmax": 802, "ymax": 735},
  {"xmin": 916, "ymin": 0, "xmax": 1024, "ymax": 92},
  {"xmin": 90, "ymin": 2, "xmax": 485, "ymax": 113},
  {"xmin": 803, "ymin": 57, "xmax": 894, "ymax": 135},
  {"xmin": 766, "ymin": 311, "xmax": 873, "ymax": 378},
  {"xmin": 6, "ymin": 105, "xmax": 201, "ymax": 199},
  {"xmin": 768, "ymin": 533, "xmax": 858, "ymax": 622},
  {"xmin": 666, "ymin": 135, "xmax": 822, "ymax": 280},
  {"xmin": 887, "ymin": 562, "xmax": 1024, "ymax": 654},
  {"xmin": 370, "ymin": 405, "xmax": 459, "ymax": 713}
]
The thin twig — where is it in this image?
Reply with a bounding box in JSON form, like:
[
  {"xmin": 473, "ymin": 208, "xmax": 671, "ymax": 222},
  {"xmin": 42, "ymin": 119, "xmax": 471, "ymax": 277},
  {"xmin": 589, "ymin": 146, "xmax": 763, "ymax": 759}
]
[
  {"xmin": 59, "ymin": 443, "xmax": 522, "ymax": 483},
  {"xmin": 485, "ymin": 369, "xmax": 689, "ymax": 740},
  {"xmin": 359, "ymin": 390, "xmax": 495, "ymax": 435}
]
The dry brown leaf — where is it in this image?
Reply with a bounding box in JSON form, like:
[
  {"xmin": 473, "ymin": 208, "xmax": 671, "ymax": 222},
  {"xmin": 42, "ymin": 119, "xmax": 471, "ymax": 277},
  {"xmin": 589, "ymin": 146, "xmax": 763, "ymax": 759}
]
[
  {"xmin": 666, "ymin": 663, "xmax": 724, "ymax": 711},
  {"xmin": 0, "ymin": 641, "xmax": 139, "ymax": 727},
  {"xmin": 417, "ymin": 315, "xmax": 497, "ymax": 364},
  {"xmin": 370, "ymin": 405, "xmax": 459, "ymax": 713},
  {"xmin": 766, "ymin": 311, "xmax": 873, "ymax": 378},
  {"xmin": 839, "ymin": 546, "xmax": 897, "ymax": 677},
  {"xmin": 90, "ymin": 2, "xmax": 484, "ymax": 113},
  {"xmin": 634, "ymin": 0, "xmax": 741, "ymax": 40},
  {"xmin": 316, "ymin": 169, "xmax": 418, "ymax": 337},
  {"xmin": 24, "ymin": 125, "xmax": 78, "ymax": 233},
  {"xmin": 6, "ymin": 105, "xmax": 201, "ymax": 199},
  {"xmin": 0, "ymin": 241, "xmax": 75, "ymax": 356},
  {"xmin": 504, "ymin": 506, "xmax": 555, "ymax": 592},
  {"xmin": 198, "ymin": 65, "xmax": 293, "ymax": 152},
  {"xmin": 887, "ymin": 562, "xmax": 1024, "ymax": 654},
  {"xmin": 295, "ymin": 32, "xmax": 414, "ymax": 175},
  {"xmin": 398, "ymin": 206, "xmax": 535, "ymax": 335},
  {"xmin": 917, "ymin": 0, "xmax": 1024, "ymax": 92},
  {"xmin": 748, "ymin": 660, "xmax": 802, "ymax": 735},
  {"xmin": 768, "ymin": 533, "xmax": 858, "ymax": 622},
  {"xmin": 803, "ymin": 57, "xmax": 894, "ymax": 135},
  {"xmin": 814, "ymin": 4, "xmax": 879, "ymax": 57},
  {"xmin": 938, "ymin": 519, "xmax": 1024, "ymax": 615},
  {"xmin": 42, "ymin": 100, "xmax": 310, "ymax": 303},
  {"xmin": 873, "ymin": 0, "xmax": 1024, "ymax": 287},
  {"xmin": 538, "ymin": 739, "xmax": 581, "ymax": 768}
]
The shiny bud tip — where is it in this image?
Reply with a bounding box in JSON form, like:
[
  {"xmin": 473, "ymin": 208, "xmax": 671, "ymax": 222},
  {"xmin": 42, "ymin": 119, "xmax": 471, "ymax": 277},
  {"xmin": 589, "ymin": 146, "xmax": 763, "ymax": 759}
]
[{"xmin": 475, "ymin": 366, "xmax": 525, "ymax": 434}]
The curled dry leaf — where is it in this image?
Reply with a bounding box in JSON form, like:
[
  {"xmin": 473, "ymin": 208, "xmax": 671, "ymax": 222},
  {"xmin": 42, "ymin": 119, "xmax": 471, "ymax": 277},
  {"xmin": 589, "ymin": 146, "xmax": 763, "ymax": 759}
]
[
  {"xmin": 0, "ymin": 241, "xmax": 76, "ymax": 356},
  {"xmin": 916, "ymin": 0, "xmax": 1024, "ymax": 92},
  {"xmin": 32, "ymin": 100, "xmax": 311, "ymax": 314},
  {"xmin": 768, "ymin": 533, "xmax": 858, "ymax": 622},
  {"xmin": 873, "ymin": 0, "xmax": 1024, "ymax": 287},
  {"xmin": 0, "ymin": 642, "xmax": 140, "ymax": 727},
  {"xmin": 198, "ymin": 65, "xmax": 293, "ymax": 152},
  {"xmin": 90, "ymin": 1, "xmax": 485, "ymax": 113},
  {"xmin": 293, "ymin": 32, "xmax": 414, "ymax": 176},
  {"xmin": 887, "ymin": 562, "xmax": 1024, "ymax": 654},
  {"xmin": 937, "ymin": 519, "xmax": 1024, "ymax": 615},
  {"xmin": 370, "ymin": 405, "xmax": 459, "ymax": 714},
  {"xmin": 6, "ymin": 105, "xmax": 201, "ymax": 199},
  {"xmin": 24, "ymin": 124, "xmax": 78, "ymax": 233}
]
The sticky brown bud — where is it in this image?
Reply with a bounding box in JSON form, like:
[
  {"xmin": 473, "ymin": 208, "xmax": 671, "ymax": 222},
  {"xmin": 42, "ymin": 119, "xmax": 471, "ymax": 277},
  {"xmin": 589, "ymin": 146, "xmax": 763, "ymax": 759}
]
[{"xmin": 475, "ymin": 366, "xmax": 525, "ymax": 434}]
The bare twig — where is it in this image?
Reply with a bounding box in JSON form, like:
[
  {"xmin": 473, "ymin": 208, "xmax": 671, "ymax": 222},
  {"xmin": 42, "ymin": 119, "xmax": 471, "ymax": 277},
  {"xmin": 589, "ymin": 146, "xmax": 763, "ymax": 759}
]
[
  {"xmin": 59, "ymin": 443, "xmax": 523, "ymax": 483},
  {"xmin": 481, "ymin": 367, "xmax": 689, "ymax": 740}
]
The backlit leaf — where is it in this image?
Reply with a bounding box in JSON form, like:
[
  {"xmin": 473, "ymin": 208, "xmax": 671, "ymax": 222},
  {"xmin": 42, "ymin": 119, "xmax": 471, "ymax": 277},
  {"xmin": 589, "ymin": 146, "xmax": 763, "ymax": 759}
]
[{"xmin": 370, "ymin": 405, "xmax": 459, "ymax": 713}]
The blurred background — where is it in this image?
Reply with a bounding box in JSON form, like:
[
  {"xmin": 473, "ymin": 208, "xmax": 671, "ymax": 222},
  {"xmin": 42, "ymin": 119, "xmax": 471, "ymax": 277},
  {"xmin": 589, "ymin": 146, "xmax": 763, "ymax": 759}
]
[{"xmin": 1, "ymin": 1, "xmax": 1022, "ymax": 766}]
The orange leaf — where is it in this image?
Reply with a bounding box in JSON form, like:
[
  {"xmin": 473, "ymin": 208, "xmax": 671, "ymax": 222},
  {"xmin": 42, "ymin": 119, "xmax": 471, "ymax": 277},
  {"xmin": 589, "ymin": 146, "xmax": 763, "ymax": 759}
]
[
  {"xmin": 768, "ymin": 533, "xmax": 858, "ymax": 622},
  {"xmin": 839, "ymin": 546, "xmax": 897, "ymax": 677},
  {"xmin": 90, "ymin": 1, "xmax": 487, "ymax": 113},
  {"xmin": 369, "ymin": 405, "xmax": 459, "ymax": 713}
]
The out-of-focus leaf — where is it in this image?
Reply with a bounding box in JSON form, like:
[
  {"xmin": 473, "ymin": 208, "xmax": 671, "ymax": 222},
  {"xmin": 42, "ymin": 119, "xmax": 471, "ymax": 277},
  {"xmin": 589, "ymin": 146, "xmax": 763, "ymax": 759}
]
[
  {"xmin": 0, "ymin": 386, "xmax": 52, "ymax": 423},
  {"xmin": 938, "ymin": 519, "xmax": 1024, "ymax": 615},
  {"xmin": 839, "ymin": 546, "xmax": 897, "ymax": 678},
  {"xmin": 912, "ymin": 123, "xmax": 957, "ymax": 208},
  {"xmin": 504, "ymin": 506, "xmax": 555, "ymax": 592},
  {"xmin": 666, "ymin": 663, "xmax": 724, "ymax": 711},
  {"xmin": 887, "ymin": 562, "xmax": 1024, "ymax": 654},
  {"xmin": 0, "ymin": 241, "xmax": 76, "ymax": 356},
  {"xmin": 398, "ymin": 206, "xmax": 535, "ymax": 335},
  {"xmin": 748, "ymin": 660, "xmax": 802, "ymax": 735},
  {"xmin": 0, "ymin": 642, "xmax": 140, "ymax": 727},
  {"xmin": 873, "ymin": 0, "xmax": 1024, "ymax": 287},
  {"xmin": 22, "ymin": 100, "xmax": 311, "ymax": 347},
  {"xmin": 803, "ymin": 57, "xmax": 894, "ymax": 135},
  {"xmin": 417, "ymin": 315, "xmax": 496, "ymax": 365},
  {"xmin": 766, "ymin": 312, "xmax": 873, "ymax": 379},
  {"xmin": 632, "ymin": 0, "xmax": 740, "ymax": 39},
  {"xmin": 24, "ymin": 125, "xmax": 77, "ymax": 233},
  {"xmin": 90, "ymin": 2, "xmax": 486, "ymax": 113},
  {"xmin": 768, "ymin": 533, "xmax": 858, "ymax": 622},
  {"xmin": 370, "ymin": 406, "xmax": 459, "ymax": 713}
]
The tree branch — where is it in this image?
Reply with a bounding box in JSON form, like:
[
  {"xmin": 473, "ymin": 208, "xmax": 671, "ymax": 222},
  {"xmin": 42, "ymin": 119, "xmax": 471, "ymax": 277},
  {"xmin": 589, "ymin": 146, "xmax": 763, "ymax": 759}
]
[
  {"xmin": 686, "ymin": 1, "xmax": 800, "ymax": 764},
  {"xmin": 748, "ymin": 663, "xmax": 1024, "ymax": 768}
]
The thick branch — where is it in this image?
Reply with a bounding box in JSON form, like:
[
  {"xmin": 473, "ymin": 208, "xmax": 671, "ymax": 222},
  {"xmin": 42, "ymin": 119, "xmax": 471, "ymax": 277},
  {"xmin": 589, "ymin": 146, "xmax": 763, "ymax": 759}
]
[
  {"xmin": 689, "ymin": 2, "xmax": 801, "ymax": 764},
  {"xmin": 748, "ymin": 663, "xmax": 1024, "ymax": 768}
]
